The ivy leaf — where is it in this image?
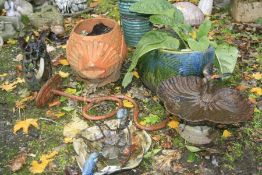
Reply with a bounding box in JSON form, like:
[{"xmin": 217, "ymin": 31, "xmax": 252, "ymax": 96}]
[
  {"xmin": 122, "ymin": 30, "xmax": 179, "ymax": 87},
  {"xmin": 197, "ymin": 19, "xmax": 212, "ymax": 40},
  {"xmin": 143, "ymin": 114, "xmax": 161, "ymax": 125},
  {"xmin": 215, "ymin": 44, "xmax": 238, "ymax": 74},
  {"xmin": 186, "ymin": 145, "xmax": 201, "ymax": 153},
  {"xmin": 130, "ymin": 0, "xmax": 173, "ymax": 15}
]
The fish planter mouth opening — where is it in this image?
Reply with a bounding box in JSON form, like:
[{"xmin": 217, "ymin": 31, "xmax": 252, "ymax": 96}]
[
  {"xmin": 73, "ymin": 18, "xmax": 117, "ymax": 38},
  {"xmin": 67, "ymin": 18, "xmax": 127, "ymax": 87}
]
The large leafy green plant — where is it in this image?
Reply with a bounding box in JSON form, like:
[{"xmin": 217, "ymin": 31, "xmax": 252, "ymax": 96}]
[{"xmin": 122, "ymin": 0, "xmax": 238, "ymax": 87}]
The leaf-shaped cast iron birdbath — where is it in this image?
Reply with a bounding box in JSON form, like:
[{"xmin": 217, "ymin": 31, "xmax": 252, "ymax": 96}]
[{"xmin": 157, "ymin": 76, "xmax": 253, "ymax": 124}]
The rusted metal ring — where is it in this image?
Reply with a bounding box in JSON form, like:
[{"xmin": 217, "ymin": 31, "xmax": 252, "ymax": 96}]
[
  {"xmin": 119, "ymin": 95, "xmax": 169, "ymax": 131},
  {"xmin": 82, "ymin": 96, "xmax": 123, "ymax": 121}
]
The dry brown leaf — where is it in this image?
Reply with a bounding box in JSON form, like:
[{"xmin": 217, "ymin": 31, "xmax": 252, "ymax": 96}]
[
  {"xmin": 48, "ymin": 98, "xmax": 61, "ymax": 107},
  {"xmin": 153, "ymin": 150, "xmax": 182, "ymax": 173},
  {"xmin": 13, "ymin": 119, "xmax": 39, "ymax": 135},
  {"xmin": 46, "ymin": 110, "xmax": 65, "ymax": 119},
  {"xmin": 9, "ymin": 152, "xmax": 27, "ymax": 172},
  {"xmin": 236, "ymin": 85, "xmax": 248, "ymax": 91}
]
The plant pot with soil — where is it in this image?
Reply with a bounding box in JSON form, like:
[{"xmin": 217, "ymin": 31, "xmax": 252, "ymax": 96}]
[
  {"xmin": 118, "ymin": 0, "xmax": 152, "ymax": 47},
  {"xmin": 122, "ymin": 0, "xmax": 239, "ymax": 90},
  {"xmin": 67, "ymin": 18, "xmax": 127, "ymax": 87}
]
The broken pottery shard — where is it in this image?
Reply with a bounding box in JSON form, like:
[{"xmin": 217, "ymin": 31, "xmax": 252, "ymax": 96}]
[
  {"xmin": 157, "ymin": 76, "xmax": 253, "ymax": 124},
  {"xmin": 73, "ymin": 138, "xmax": 88, "ymax": 169},
  {"xmin": 81, "ymin": 126, "xmax": 104, "ymax": 141},
  {"xmin": 178, "ymin": 124, "xmax": 213, "ymax": 145}
]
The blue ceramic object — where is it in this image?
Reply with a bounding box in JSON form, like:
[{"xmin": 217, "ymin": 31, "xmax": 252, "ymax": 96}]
[
  {"xmin": 137, "ymin": 47, "xmax": 215, "ymax": 92},
  {"xmin": 118, "ymin": 0, "xmax": 152, "ymax": 47}
]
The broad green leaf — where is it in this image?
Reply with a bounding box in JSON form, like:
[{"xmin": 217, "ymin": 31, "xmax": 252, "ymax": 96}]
[
  {"xmin": 62, "ymin": 106, "xmax": 75, "ymax": 112},
  {"xmin": 186, "ymin": 145, "xmax": 202, "ymax": 153},
  {"xmin": 215, "ymin": 45, "xmax": 239, "ymax": 74},
  {"xmin": 130, "ymin": 0, "xmax": 173, "ymax": 15},
  {"xmin": 187, "ymin": 152, "xmax": 197, "ymax": 163},
  {"xmin": 144, "ymin": 148, "xmax": 162, "ymax": 159},
  {"xmin": 173, "ymin": 6, "xmax": 185, "ymax": 24},
  {"xmin": 187, "ymin": 36, "xmax": 209, "ymax": 51},
  {"xmin": 197, "ymin": 19, "xmax": 212, "ymax": 40},
  {"xmin": 150, "ymin": 14, "xmax": 174, "ymax": 26},
  {"xmin": 122, "ymin": 30, "xmax": 180, "ymax": 87},
  {"xmin": 143, "ymin": 114, "xmax": 161, "ymax": 125}
]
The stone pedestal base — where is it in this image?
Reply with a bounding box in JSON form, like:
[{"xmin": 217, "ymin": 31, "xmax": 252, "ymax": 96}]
[{"xmin": 231, "ymin": 0, "xmax": 262, "ymax": 23}]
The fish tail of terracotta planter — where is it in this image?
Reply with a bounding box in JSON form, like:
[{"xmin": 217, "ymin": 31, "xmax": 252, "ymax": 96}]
[
  {"xmin": 66, "ymin": 18, "xmax": 127, "ymax": 87},
  {"xmin": 118, "ymin": 0, "xmax": 152, "ymax": 47}
]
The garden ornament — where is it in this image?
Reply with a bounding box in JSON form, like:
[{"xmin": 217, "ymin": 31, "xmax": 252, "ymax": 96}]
[
  {"xmin": 198, "ymin": 0, "xmax": 214, "ymax": 16},
  {"xmin": 82, "ymin": 152, "xmax": 100, "ymax": 175},
  {"xmin": 35, "ymin": 75, "xmax": 141, "ymax": 125},
  {"xmin": 0, "ymin": 16, "xmax": 23, "ymax": 40},
  {"xmin": 157, "ymin": 64, "xmax": 254, "ymax": 124},
  {"xmin": 27, "ymin": 4, "xmax": 64, "ymax": 34},
  {"xmin": 67, "ymin": 18, "xmax": 127, "ymax": 87},
  {"xmin": 4, "ymin": 0, "xmax": 33, "ymax": 17},
  {"xmin": 72, "ymin": 121, "xmax": 151, "ymax": 174},
  {"xmin": 54, "ymin": 0, "xmax": 92, "ymax": 17},
  {"xmin": 19, "ymin": 31, "xmax": 52, "ymax": 91},
  {"xmin": 173, "ymin": 2, "xmax": 205, "ymax": 26}
]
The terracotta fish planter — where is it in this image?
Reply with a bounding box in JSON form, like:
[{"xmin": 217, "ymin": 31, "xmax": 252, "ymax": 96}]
[{"xmin": 67, "ymin": 18, "xmax": 127, "ymax": 87}]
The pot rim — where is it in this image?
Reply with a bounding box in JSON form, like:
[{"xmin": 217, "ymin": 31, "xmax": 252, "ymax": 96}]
[
  {"xmin": 71, "ymin": 18, "xmax": 119, "ymax": 38},
  {"xmin": 160, "ymin": 46, "xmax": 215, "ymax": 54}
]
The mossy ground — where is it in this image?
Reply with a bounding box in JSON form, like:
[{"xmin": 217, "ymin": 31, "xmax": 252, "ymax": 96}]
[{"xmin": 0, "ymin": 1, "xmax": 261, "ymax": 175}]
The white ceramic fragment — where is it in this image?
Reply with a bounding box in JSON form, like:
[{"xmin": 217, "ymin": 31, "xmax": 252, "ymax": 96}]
[
  {"xmin": 198, "ymin": 0, "xmax": 214, "ymax": 16},
  {"xmin": 173, "ymin": 2, "xmax": 205, "ymax": 26}
]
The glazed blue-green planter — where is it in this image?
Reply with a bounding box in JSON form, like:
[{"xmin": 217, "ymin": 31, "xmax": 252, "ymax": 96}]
[
  {"xmin": 118, "ymin": 0, "xmax": 152, "ymax": 47},
  {"xmin": 137, "ymin": 47, "xmax": 215, "ymax": 92}
]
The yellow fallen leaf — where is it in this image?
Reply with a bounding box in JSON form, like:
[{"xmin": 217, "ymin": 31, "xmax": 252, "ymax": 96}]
[
  {"xmin": 59, "ymin": 59, "xmax": 69, "ymax": 66},
  {"xmin": 139, "ymin": 120, "xmax": 147, "ymax": 126},
  {"xmin": 132, "ymin": 71, "xmax": 140, "ymax": 79},
  {"xmin": 252, "ymin": 72, "xmax": 262, "ymax": 80},
  {"xmin": 168, "ymin": 120, "xmax": 180, "ymax": 129},
  {"xmin": 13, "ymin": 119, "xmax": 39, "ymax": 135},
  {"xmin": 0, "ymin": 81, "xmax": 17, "ymax": 92},
  {"xmin": 123, "ymin": 100, "xmax": 134, "ymax": 108},
  {"xmin": 61, "ymin": 45, "xmax": 67, "ymax": 49},
  {"xmin": 152, "ymin": 96, "xmax": 159, "ymax": 102},
  {"xmin": 0, "ymin": 73, "xmax": 8, "ymax": 77},
  {"xmin": 15, "ymin": 95, "xmax": 34, "ymax": 109},
  {"xmin": 58, "ymin": 71, "xmax": 70, "ymax": 78},
  {"xmin": 222, "ymin": 130, "xmax": 232, "ymax": 138},
  {"xmin": 250, "ymin": 87, "xmax": 262, "ymax": 96},
  {"xmin": 64, "ymin": 137, "xmax": 73, "ymax": 143},
  {"xmin": 7, "ymin": 38, "xmax": 17, "ymax": 45},
  {"xmin": 14, "ymin": 77, "xmax": 25, "ymax": 84},
  {"xmin": 30, "ymin": 151, "xmax": 58, "ymax": 174},
  {"xmin": 190, "ymin": 31, "xmax": 197, "ymax": 40},
  {"xmin": 64, "ymin": 88, "xmax": 76, "ymax": 94},
  {"xmin": 25, "ymin": 36, "xmax": 30, "ymax": 42}
]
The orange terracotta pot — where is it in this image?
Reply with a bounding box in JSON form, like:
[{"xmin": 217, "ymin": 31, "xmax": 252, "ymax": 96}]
[{"xmin": 67, "ymin": 18, "xmax": 127, "ymax": 87}]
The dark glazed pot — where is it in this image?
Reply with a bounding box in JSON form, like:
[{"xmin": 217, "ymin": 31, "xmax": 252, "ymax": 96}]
[
  {"xmin": 67, "ymin": 18, "xmax": 127, "ymax": 87},
  {"xmin": 118, "ymin": 0, "xmax": 152, "ymax": 47},
  {"xmin": 137, "ymin": 47, "xmax": 215, "ymax": 92}
]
